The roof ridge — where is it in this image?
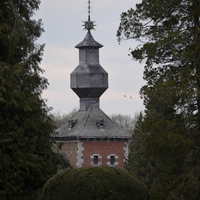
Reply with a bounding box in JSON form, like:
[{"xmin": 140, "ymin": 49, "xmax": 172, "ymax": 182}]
[{"xmin": 76, "ymin": 106, "xmax": 92, "ymax": 136}]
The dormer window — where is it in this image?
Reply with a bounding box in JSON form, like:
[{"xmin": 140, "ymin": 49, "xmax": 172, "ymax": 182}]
[
  {"xmin": 68, "ymin": 119, "xmax": 78, "ymax": 130},
  {"xmin": 96, "ymin": 118, "xmax": 104, "ymax": 129}
]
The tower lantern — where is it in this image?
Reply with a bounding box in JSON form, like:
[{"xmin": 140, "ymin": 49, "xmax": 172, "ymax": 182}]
[{"xmin": 70, "ymin": 2, "xmax": 108, "ymax": 111}]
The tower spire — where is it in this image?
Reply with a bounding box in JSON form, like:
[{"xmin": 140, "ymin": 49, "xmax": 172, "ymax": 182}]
[
  {"xmin": 83, "ymin": 0, "xmax": 96, "ymax": 31},
  {"xmin": 88, "ymin": 0, "xmax": 91, "ymax": 21}
]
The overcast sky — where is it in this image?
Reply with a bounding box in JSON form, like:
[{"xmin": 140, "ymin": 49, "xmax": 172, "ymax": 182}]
[{"xmin": 36, "ymin": 0, "xmax": 145, "ymax": 116}]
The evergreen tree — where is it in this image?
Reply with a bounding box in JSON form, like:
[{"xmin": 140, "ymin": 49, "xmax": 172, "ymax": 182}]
[
  {"xmin": 125, "ymin": 113, "xmax": 153, "ymax": 189},
  {"xmin": 118, "ymin": 0, "xmax": 200, "ymax": 199},
  {"xmin": 0, "ymin": 1, "xmax": 68, "ymax": 199}
]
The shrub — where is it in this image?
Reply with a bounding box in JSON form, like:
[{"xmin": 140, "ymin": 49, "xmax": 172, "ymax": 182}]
[{"xmin": 38, "ymin": 167, "xmax": 149, "ymax": 200}]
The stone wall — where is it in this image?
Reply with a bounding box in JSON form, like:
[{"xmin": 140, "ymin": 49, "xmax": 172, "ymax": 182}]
[{"xmin": 54, "ymin": 141, "xmax": 78, "ymax": 168}]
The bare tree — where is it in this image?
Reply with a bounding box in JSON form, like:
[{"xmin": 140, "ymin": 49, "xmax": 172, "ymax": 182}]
[
  {"xmin": 109, "ymin": 112, "xmax": 139, "ymax": 133},
  {"xmin": 50, "ymin": 108, "xmax": 78, "ymax": 128}
]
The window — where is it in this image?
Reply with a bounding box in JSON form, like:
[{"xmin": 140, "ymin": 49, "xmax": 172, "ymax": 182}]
[
  {"xmin": 110, "ymin": 156, "xmax": 115, "ymax": 165},
  {"xmin": 96, "ymin": 118, "xmax": 104, "ymax": 130},
  {"xmin": 68, "ymin": 118, "xmax": 78, "ymax": 129},
  {"xmin": 107, "ymin": 154, "xmax": 118, "ymax": 166},
  {"xmin": 91, "ymin": 154, "xmax": 102, "ymax": 166},
  {"xmin": 94, "ymin": 155, "xmax": 99, "ymax": 165}
]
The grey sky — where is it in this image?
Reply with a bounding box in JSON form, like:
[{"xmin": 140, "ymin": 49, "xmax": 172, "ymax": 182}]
[{"xmin": 36, "ymin": 0, "xmax": 145, "ymax": 116}]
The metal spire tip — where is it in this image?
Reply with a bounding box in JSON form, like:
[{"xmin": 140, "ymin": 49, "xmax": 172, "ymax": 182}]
[{"xmin": 82, "ymin": 0, "xmax": 96, "ymax": 31}]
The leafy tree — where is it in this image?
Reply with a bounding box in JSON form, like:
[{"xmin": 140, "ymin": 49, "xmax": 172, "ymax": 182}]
[
  {"xmin": 118, "ymin": 0, "xmax": 200, "ymax": 199},
  {"xmin": 0, "ymin": 1, "xmax": 69, "ymax": 199}
]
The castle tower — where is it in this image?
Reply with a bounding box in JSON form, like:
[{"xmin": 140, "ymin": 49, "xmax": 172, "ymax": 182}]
[{"xmin": 52, "ymin": 2, "xmax": 131, "ymax": 168}]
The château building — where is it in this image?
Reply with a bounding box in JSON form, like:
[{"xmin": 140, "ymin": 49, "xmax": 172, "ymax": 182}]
[{"xmin": 51, "ymin": 9, "xmax": 131, "ymax": 168}]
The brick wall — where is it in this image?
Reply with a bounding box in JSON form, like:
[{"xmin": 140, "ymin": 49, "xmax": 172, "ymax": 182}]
[{"xmin": 81, "ymin": 141, "xmax": 128, "ymax": 168}]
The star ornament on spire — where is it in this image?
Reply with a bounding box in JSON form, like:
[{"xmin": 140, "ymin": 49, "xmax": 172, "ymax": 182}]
[
  {"xmin": 83, "ymin": 0, "xmax": 96, "ymax": 31},
  {"xmin": 83, "ymin": 18, "xmax": 96, "ymax": 31}
]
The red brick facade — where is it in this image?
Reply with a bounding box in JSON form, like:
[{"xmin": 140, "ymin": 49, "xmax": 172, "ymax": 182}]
[
  {"xmin": 81, "ymin": 141, "xmax": 128, "ymax": 168},
  {"xmin": 54, "ymin": 139, "xmax": 129, "ymax": 169}
]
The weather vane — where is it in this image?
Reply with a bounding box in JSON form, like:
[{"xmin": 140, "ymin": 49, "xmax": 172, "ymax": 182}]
[{"xmin": 83, "ymin": 0, "xmax": 96, "ymax": 31}]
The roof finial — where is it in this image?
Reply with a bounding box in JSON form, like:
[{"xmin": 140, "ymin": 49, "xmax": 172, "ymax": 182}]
[
  {"xmin": 88, "ymin": 0, "xmax": 91, "ymax": 20},
  {"xmin": 83, "ymin": 0, "xmax": 96, "ymax": 32}
]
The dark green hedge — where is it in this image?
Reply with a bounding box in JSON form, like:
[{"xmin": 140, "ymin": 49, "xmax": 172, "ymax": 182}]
[{"xmin": 38, "ymin": 167, "xmax": 149, "ymax": 200}]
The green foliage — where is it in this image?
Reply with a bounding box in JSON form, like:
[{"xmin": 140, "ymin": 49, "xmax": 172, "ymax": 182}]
[
  {"xmin": 126, "ymin": 112, "xmax": 199, "ymax": 199},
  {"xmin": 38, "ymin": 167, "xmax": 149, "ymax": 200},
  {"xmin": 0, "ymin": 1, "xmax": 69, "ymax": 199},
  {"xmin": 118, "ymin": 0, "xmax": 200, "ymax": 199},
  {"xmin": 125, "ymin": 113, "xmax": 154, "ymax": 189}
]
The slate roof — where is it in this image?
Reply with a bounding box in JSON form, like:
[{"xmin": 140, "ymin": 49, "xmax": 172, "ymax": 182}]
[
  {"xmin": 52, "ymin": 105, "xmax": 131, "ymax": 140},
  {"xmin": 75, "ymin": 31, "xmax": 103, "ymax": 49}
]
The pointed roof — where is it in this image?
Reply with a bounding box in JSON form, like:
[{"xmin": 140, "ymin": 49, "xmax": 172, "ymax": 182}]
[
  {"xmin": 75, "ymin": 31, "xmax": 103, "ymax": 49},
  {"xmin": 52, "ymin": 105, "xmax": 131, "ymax": 140}
]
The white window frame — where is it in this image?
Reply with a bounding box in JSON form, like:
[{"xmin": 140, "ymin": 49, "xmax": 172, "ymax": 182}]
[
  {"xmin": 107, "ymin": 154, "xmax": 118, "ymax": 166},
  {"xmin": 90, "ymin": 154, "xmax": 102, "ymax": 166}
]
